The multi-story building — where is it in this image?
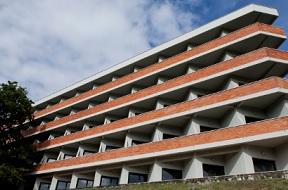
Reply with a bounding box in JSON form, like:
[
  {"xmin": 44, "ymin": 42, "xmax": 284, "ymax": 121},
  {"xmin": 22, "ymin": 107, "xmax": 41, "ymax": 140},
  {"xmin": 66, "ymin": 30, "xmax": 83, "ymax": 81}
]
[{"xmin": 26, "ymin": 4, "xmax": 288, "ymax": 190}]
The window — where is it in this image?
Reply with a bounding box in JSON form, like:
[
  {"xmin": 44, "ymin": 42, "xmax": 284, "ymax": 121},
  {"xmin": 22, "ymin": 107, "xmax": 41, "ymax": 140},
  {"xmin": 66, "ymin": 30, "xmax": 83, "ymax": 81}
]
[
  {"xmin": 200, "ymin": 126, "xmax": 215, "ymax": 132},
  {"xmin": 47, "ymin": 158, "xmax": 56, "ymax": 163},
  {"xmin": 100, "ymin": 176, "xmax": 119, "ymax": 187},
  {"xmin": 245, "ymin": 116, "xmax": 261, "ymax": 123},
  {"xmin": 253, "ymin": 158, "xmax": 276, "ymax": 172},
  {"xmin": 63, "ymin": 154, "xmax": 73, "ymax": 159},
  {"xmin": 163, "ymin": 133, "xmax": 177, "ymax": 140},
  {"xmin": 105, "ymin": 145, "xmax": 118, "ymax": 151},
  {"xmin": 39, "ymin": 182, "xmax": 50, "ymax": 190},
  {"xmin": 76, "ymin": 178, "xmax": 94, "ymax": 189},
  {"xmin": 83, "ymin": 150, "xmax": 95, "ymax": 156},
  {"xmin": 56, "ymin": 180, "xmax": 70, "ymax": 190},
  {"xmin": 162, "ymin": 168, "xmax": 182, "ymax": 181},
  {"xmin": 132, "ymin": 140, "xmax": 145, "ymax": 146},
  {"xmin": 128, "ymin": 172, "xmax": 147, "ymax": 184},
  {"xmin": 203, "ymin": 164, "xmax": 225, "ymax": 177}
]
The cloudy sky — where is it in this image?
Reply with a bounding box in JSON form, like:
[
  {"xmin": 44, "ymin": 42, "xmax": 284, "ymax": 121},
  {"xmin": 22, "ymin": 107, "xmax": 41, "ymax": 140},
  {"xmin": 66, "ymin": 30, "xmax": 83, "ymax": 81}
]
[{"xmin": 0, "ymin": 0, "xmax": 287, "ymax": 101}]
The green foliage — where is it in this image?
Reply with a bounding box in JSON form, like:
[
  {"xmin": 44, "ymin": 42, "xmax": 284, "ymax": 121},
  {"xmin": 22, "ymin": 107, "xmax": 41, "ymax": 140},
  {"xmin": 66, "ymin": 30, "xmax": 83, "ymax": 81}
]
[{"xmin": 0, "ymin": 81, "xmax": 35, "ymax": 187}]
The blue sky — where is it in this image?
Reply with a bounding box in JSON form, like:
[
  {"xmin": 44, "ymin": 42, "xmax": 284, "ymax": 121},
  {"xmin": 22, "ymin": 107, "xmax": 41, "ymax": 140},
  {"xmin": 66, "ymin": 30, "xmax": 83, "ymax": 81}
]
[{"xmin": 0, "ymin": 0, "xmax": 287, "ymax": 101}]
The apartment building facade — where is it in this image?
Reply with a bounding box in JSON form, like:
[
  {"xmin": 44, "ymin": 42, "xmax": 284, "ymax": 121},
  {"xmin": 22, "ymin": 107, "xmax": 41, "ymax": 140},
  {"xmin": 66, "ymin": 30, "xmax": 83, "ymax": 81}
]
[{"xmin": 26, "ymin": 4, "xmax": 288, "ymax": 190}]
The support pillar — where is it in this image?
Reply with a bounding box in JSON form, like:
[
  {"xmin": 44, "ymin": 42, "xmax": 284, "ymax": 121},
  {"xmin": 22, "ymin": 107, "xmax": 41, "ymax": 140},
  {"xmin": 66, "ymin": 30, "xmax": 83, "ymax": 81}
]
[
  {"xmin": 119, "ymin": 166, "xmax": 129, "ymax": 185},
  {"xmin": 148, "ymin": 161, "xmax": 162, "ymax": 182},
  {"xmin": 183, "ymin": 156, "xmax": 203, "ymax": 179}
]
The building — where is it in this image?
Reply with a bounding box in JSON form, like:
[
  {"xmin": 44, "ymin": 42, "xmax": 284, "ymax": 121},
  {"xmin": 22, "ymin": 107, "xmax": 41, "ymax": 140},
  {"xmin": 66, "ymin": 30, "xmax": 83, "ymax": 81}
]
[{"xmin": 26, "ymin": 4, "xmax": 288, "ymax": 190}]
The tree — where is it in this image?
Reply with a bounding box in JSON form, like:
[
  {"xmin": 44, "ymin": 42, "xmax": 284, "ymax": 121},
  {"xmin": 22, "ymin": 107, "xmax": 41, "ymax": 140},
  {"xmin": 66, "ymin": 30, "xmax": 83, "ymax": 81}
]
[{"xmin": 0, "ymin": 81, "xmax": 35, "ymax": 188}]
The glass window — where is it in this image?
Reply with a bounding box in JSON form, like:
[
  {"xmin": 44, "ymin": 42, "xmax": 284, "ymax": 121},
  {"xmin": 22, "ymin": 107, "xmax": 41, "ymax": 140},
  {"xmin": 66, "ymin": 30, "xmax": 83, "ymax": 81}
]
[
  {"xmin": 56, "ymin": 180, "xmax": 70, "ymax": 190},
  {"xmin": 100, "ymin": 176, "xmax": 119, "ymax": 187},
  {"xmin": 39, "ymin": 182, "xmax": 50, "ymax": 190},
  {"xmin": 162, "ymin": 168, "xmax": 182, "ymax": 181},
  {"xmin": 128, "ymin": 172, "xmax": 147, "ymax": 184},
  {"xmin": 105, "ymin": 145, "xmax": 118, "ymax": 151},
  {"xmin": 253, "ymin": 158, "xmax": 276, "ymax": 172},
  {"xmin": 63, "ymin": 154, "xmax": 73, "ymax": 159},
  {"xmin": 203, "ymin": 164, "xmax": 225, "ymax": 177},
  {"xmin": 76, "ymin": 178, "xmax": 94, "ymax": 189},
  {"xmin": 47, "ymin": 158, "xmax": 56, "ymax": 163},
  {"xmin": 200, "ymin": 126, "xmax": 215, "ymax": 132},
  {"xmin": 83, "ymin": 150, "xmax": 95, "ymax": 156},
  {"xmin": 132, "ymin": 140, "xmax": 145, "ymax": 146},
  {"xmin": 245, "ymin": 116, "xmax": 261, "ymax": 123},
  {"xmin": 163, "ymin": 133, "xmax": 177, "ymax": 139}
]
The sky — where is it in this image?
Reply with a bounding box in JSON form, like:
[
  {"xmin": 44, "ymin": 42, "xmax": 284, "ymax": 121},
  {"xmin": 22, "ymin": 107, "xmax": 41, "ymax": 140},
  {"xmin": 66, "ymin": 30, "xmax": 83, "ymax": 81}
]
[{"xmin": 0, "ymin": 0, "xmax": 287, "ymax": 101}]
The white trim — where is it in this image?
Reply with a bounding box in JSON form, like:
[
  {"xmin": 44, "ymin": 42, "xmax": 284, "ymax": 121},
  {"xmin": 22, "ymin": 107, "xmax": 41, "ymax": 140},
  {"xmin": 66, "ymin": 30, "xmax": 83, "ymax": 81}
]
[
  {"xmin": 31, "ymin": 128, "xmax": 288, "ymax": 174},
  {"xmin": 37, "ymin": 88, "xmax": 288, "ymax": 150},
  {"xmin": 33, "ymin": 4, "xmax": 278, "ymax": 106},
  {"xmin": 29, "ymin": 56, "xmax": 288, "ymax": 137}
]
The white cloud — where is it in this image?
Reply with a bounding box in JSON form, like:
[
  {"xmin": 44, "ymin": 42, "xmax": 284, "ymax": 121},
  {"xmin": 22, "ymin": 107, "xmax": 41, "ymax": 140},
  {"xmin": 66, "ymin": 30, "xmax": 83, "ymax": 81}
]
[{"xmin": 0, "ymin": 0, "xmax": 199, "ymax": 101}]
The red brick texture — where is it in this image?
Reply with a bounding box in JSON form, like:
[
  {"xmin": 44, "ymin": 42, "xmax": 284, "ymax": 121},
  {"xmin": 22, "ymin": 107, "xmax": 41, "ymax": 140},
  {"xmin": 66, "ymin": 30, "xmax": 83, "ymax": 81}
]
[
  {"xmin": 25, "ymin": 48, "xmax": 288, "ymax": 137},
  {"xmin": 35, "ymin": 77, "xmax": 288, "ymax": 150},
  {"xmin": 32, "ymin": 116, "xmax": 288, "ymax": 174},
  {"xmin": 33, "ymin": 23, "xmax": 285, "ymax": 119}
]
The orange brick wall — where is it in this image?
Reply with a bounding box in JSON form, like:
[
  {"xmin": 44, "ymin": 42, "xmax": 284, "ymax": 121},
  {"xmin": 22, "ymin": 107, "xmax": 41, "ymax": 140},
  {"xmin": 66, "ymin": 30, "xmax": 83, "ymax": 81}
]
[
  {"xmin": 35, "ymin": 77, "xmax": 288, "ymax": 150},
  {"xmin": 33, "ymin": 23, "xmax": 285, "ymax": 119},
  {"xmin": 25, "ymin": 48, "xmax": 288, "ymax": 137},
  {"xmin": 32, "ymin": 116, "xmax": 288, "ymax": 173}
]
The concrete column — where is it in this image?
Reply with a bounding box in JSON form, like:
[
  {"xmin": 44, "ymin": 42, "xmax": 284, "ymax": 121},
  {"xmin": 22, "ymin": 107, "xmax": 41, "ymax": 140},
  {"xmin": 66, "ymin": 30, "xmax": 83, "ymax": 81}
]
[
  {"xmin": 119, "ymin": 166, "xmax": 129, "ymax": 185},
  {"xmin": 112, "ymin": 76, "xmax": 119, "ymax": 81},
  {"xmin": 49, "ymin": 176, "xmax": 58, "ymax": 190},
  {"xmin": 92, "ymin": 84, "xmax": 98, "ymax": 89},
  {"xmin": 104, "ymin": 116, "xmax": 118, "ymax": 124},
  {"xmin": 186, "ymin": 44, "xmax": 195, "ymax": 51},
  {"xmin": 158, "ymin": 56, "xmax": 166, "ymax": 63},
  {"xmin": 40, "ymin": 121, "xmax": 47, "ymax": 125},
  {"xmin": 219, "ymin": 29, "xmax": 229, "ymax": 37},
  {"xmin": 222, "ymin": 108, "xmax": 246, "ymax": 127},
  {"xmin": 69, "ymin": 173, "xmax": 78, "ymax": 189},
  {"xmin": 48, "ymin": 134, "xmax": 55, "ymax": 140},
  {"xmin": 131, "ymin": 86, "xmax": 141, "ymax": 94},
  {"xmin": 221, "ymin": 51, "xmax": 237, "ymax": 61},
  {"xmin": 148, "ymin": 161, "xmax": 162, "ymax": 182},
  {"xmin": 223, "ymin": 78, "xmax": 240, "ymax": 90},
  {"xmin": 184, "ymin": 118, "xmax": 200, "ymax": 135},
  {"xmin": 128, "ymin": 108, "xmax": 143, "ymax": 118},
  {"xmin": 69, "ymin": 109, "xmax": 77, "ymax": 115},
  {"xmin": 276, "ymin": 142, "xmax": 288, "ymax": 170},
  {"xmin": 269, "ymin": 98, "xmax": 288, "ymax": 118},
  {"xmin": 124, "ymin": 132, "xmax": 149, "ymax": 147},
  {"xmin": 59, "ymin": 98, "xmax": 66, "ymax": 103},
  {"xmin": 157, "ymin": 76, "xmax": 169, "ymax": 84},
  {"xmin": 155, "ymin": 99, "xmax": 172, "ymax": 110},
  {"xmin": 88, "ymin": 102, "xmax": 96, "ymax": 109},
  {"xmin": 75, "ymin": 92, "xmax": 81, "ymax": 97},
  {"xmin": 33, "ymin": 178, "xmax": 40, "ymax": 190},
  {"xmin": 152, "ymin": 127, "xmax": 163, "ymax": 142},
  {"xmin": 183, "ymin": 156, "xmax": 203, "ymax": 179},
  {"xmin": 64, "ymin": 129, "xmax": 71, "ymax": 136},
  {"xmin": 108, "ymin": 94, "xmax": 118, "ymax": 102},
  {"xmin": 133, "ymin": 66, "xmax": 142, "ymax": 72},
  {"xmin": 98, "ymin": 141, "xmax": 107, "ymax": 152},
  {"xmin": 124, "ymin": 134, "xmax": 133, "ymax": 148},
  {"xmin": 93, "ymin": 171, "xmax": 102, "ymax": 187},
  {"xmin": 225, "ymin": 147, "xmax": 254, "ymax": 175},
  {"xmin": 98, "ymin": 139, "xmax": 122, "ymax": 152},
  {"xmin": 186, "ymin": 90, "xmax": 198, "ymax": 101},
  {"xmin": 54, "ymin": 115, "xmax": 61, "ymax": 120}
]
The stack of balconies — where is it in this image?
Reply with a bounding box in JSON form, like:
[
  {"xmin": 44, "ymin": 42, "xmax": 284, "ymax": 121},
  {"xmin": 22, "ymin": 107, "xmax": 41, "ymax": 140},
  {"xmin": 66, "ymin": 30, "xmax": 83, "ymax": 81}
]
[{"xmin": 27, "ymin": 4, "xmax": 288, "ymax": 190}]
